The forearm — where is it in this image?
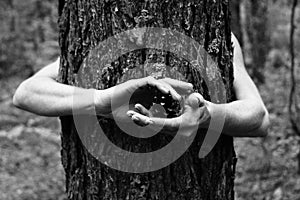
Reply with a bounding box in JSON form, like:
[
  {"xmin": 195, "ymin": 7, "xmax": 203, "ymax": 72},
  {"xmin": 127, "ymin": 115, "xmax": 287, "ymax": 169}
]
[
  {"xmin": 13, "ymin": 77, "xmax": 101, "ymax": 117},
  {"xmin": 209, "ymin": 99, "xmax": 269, "ymax": 137}
]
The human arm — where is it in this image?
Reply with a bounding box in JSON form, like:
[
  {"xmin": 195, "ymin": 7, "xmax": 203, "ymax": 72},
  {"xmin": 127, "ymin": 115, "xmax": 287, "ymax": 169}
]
[
  {"xmin": 128, "ymin": 34, "xmax": 270, "ymax": 137},
  {"xmin": 13, "ymin": 58, "xmax": 192, "ymax": 117},
  {"xmin": 13, "ymin": 58, "xmax": 82, "ymax": 116},
  {"xmin": 215, "ymin": 34, "xmax": 270, "ymax": 137}
]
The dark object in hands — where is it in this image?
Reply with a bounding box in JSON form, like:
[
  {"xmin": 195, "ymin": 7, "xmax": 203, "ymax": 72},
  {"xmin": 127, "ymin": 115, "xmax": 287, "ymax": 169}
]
[{"xmin": 130, "ymin": 85, "xmax": 182, "ymax": 118}]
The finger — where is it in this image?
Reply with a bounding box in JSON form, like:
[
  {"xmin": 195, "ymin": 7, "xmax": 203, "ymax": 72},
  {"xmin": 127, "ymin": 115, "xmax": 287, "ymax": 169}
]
[
  {"xmin": 160, "ymin": 78, "xmax": 194, "ymax": 94},
  {"xmin": 132, "ymin": 116, "xmax": 149, "ymax": 127},
  {"xmin": 156, "ymin": 80, "xmax": 183, "ymax": 101},
  {"xmin": 131, "ymin": 114, "xmax": 182, "ymax": 135},
  {"xmin": 165, "ymin": 84, "xmax": 183, "ymax": 101},
  {"xmin": 187, "ymin": 93, "xmax": 205, "ymax": 108},
  {"xmin": 127, "ymin": 110, "xmax": 153, "ymax": 126},
  {"xmin": 193, "ymin": 93, "xmax": 205, "ymax": 107},
  {"xmin": 129, "ymin": 112, "xmax": 195, "ymax": 137},
  {"xmin": 146, "ymin": 78, "xmax": 170, "ymax": 94},
  {"xmin": 150, "ymin": 116, "xmax": 185, "ymax": 135},
  {"xmin": 135, "ymin": 104, "xmax": 151, "ymax": 117},
  {"xmin": 147, "ymin": 78, "xmax": 182, "ymax": 101}
]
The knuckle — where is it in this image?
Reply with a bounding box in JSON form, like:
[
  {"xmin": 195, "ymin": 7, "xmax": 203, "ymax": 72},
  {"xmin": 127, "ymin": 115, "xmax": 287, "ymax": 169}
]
[
  {"xmin": 194, "ymin": 93, "xmax": 203, "ymax": 100},
  {"xmin": 188, "ymin": 83, "xmax": 194, "ymax": 88},
  {"xmin": 190, "ymin": 93, "xmax": 198, "ymax": 99},
  {"xmin": 146, "ymin": 76, "xmax": 156, "ymax": 84},
  {"xmin": 147, "ymin": 76, "xmax": 155, "ymax": 81}
]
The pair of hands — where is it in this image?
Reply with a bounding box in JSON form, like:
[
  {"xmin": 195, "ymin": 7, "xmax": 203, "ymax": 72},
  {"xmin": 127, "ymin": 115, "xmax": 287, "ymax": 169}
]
[{"xmin": 94, "ymin": 77, "xmax": 212, "ymax": 137}]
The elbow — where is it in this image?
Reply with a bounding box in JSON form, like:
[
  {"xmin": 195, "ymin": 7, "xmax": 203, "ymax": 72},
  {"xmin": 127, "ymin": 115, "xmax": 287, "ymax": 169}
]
[
  {"xmin": 261, "ymin": 111, "xmax": 270, "ymax": 137},
  {"xmin": 253, "ymin": 108, "xmax": 270, "ymax": 137},
  {"xmin": 12, "ymin": 93, "xmax": 19, "ymax": 108},
  {"xmin": 13, "ymin": 80, "xmax": 31, "ymax": 110},
  {"xmin": 13, "ymin": 85, "xmax": 23, "ymax": 108}
]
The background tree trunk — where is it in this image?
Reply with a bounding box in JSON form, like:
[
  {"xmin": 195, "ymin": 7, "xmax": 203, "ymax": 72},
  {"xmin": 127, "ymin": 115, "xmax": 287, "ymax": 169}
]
[
  {"xmin": 230, "ymin": 0, "xmax": 243, "ymax": 46},
  {"xmin": 242, "ymin": 0, "xmax": 269, "ymax": 85},
  {"xmin": 231, "ymin": 0, "xmax": 270, "ymax": 85},
  {"xmin": 58, "ymin": 0, "xmax": 236, "ymax": 199}
]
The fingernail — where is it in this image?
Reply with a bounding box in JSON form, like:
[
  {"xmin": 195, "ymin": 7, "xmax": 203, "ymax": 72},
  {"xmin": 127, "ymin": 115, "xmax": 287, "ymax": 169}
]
[
  {"xmin": 132, "ymin": 115, "xmax": 139, "ymax": 121},
  {"xmin": 135, "ymin": 104, "xmax": 141, "ymax": 110},
  {"xmin": 127, "ymin": 111, "xmax": 134, "ymax": 117}
]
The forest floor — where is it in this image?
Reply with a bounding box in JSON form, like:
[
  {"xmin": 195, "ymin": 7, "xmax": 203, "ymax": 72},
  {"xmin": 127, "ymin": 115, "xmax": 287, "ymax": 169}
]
[{"xmin": 0, "ymin": 64, "xmax": 299, "ymax": 200}]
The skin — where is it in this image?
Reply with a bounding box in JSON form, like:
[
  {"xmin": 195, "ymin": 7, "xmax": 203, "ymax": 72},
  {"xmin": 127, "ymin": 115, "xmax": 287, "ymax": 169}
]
[
  {"xmin": 12, "ymin": 60, "xmax": 192, "ymax": 117},
  {"xmin": 128, "ymin": 34, "xmax": 270, "ymax": 137},
  {"xmin": 13, "ymin": 34, "xmax": 270, "ymax": 137}
]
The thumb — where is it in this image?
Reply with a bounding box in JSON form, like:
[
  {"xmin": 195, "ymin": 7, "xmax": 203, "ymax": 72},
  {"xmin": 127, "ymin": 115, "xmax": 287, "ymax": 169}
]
[{"xmin": 186, "ymin": 93, "xmax": 205, "ymax": 109}]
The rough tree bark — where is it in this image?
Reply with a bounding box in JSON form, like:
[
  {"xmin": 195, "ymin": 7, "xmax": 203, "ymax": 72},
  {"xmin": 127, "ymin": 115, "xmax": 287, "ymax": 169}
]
[{"xmin": 58, "ymin": 0, "xmax": 236, "ymax": 199}]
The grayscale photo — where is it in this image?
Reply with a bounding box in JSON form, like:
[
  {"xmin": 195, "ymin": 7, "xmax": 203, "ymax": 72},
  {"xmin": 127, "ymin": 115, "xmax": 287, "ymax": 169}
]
[{"xmin": 0, "ymin": 0, "xmax": 299, "ymax": 199}]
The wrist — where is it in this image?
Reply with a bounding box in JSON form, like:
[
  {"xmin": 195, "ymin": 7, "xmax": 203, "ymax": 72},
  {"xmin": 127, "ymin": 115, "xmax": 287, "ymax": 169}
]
[
  {"xmin": 204, "ymin": 101, "xmax": 224, "ymax": 128},
  {"xmin": 94, "ymin": 89, "xmax": 111, "ymax": 115}
]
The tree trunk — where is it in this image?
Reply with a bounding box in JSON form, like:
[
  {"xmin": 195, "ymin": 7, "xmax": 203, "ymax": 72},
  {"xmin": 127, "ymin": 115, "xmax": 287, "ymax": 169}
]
[
  {"xmin": 230, "ymin": 0, "xmax": 243, "ymax": 46},
  {"xmin": 230, "ymin": 0, "xmax": 269, "ymax": 85},
  {"xmin": 58, "ymin": 0, "xmax": 236, "ymax": 199},
  {"xmin": 242, "ymin": 0, "xmax": 269, "ymax": 85}
]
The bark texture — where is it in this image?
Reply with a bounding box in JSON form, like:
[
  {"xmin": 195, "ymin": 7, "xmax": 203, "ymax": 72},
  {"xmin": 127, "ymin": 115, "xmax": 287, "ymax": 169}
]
[{"xmin": 58, "ymin": 0, "xmax": 236, "ymax": 199}]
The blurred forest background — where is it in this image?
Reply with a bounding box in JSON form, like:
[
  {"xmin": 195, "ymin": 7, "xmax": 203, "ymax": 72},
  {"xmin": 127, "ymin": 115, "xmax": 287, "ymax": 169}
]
[{"xmin": 0, "ymin": 0, "xmax": 299, "ymax": 199}]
